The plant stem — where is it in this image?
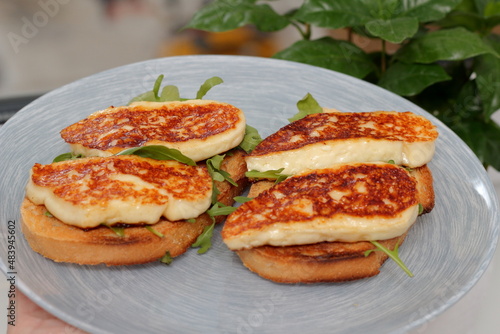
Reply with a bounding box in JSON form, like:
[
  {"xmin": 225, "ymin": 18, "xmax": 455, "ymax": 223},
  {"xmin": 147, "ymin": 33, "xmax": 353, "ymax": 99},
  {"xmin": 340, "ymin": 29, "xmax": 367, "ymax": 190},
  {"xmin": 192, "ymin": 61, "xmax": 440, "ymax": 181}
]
[
  {"xmin": 291, "ymin": 21, "xmax": 311, "ymax": 40},
  {"xmin": 381, "ymin": 39, "xmax": 387, "ymax": 74}
]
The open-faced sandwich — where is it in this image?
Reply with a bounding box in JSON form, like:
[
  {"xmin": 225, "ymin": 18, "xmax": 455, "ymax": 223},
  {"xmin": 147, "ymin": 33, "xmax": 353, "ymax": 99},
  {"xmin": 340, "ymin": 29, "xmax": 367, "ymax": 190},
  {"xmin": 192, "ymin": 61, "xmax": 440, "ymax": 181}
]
[
  {"xmin": 20, "ymin": 77, "xmax": 252, "ymax": 265},
  {"xmin": 222, "ymin": 102, "xmax": 438, "ymax": 283}
]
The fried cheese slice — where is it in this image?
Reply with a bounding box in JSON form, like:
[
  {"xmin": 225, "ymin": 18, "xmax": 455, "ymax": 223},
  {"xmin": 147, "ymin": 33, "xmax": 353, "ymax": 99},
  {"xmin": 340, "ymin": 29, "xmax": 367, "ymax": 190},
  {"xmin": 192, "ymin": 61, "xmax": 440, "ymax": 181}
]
[
  {"xmin": 25, "ymin": 155, "xmax": 212, "ymax": 228},
  {"xmin": 245, "ymin": 111, "xmax": 438, "ymax": 175},
  {"xmin": 222, "ymin": 163, "xmax": 419, "ymax": 250},
  {"xmin": 60, "ymin": 100, "xmax": 246, "ymax": 161}
]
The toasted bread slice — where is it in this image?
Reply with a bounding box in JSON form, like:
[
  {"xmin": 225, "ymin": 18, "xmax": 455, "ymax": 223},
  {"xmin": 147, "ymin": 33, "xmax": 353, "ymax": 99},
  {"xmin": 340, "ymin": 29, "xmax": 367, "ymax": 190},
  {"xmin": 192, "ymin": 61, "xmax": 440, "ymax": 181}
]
[
  {"xmin": 26, "ymin": 155, "xmax": 213, "ymax": 228},
  {"xmin": 245, "ymin": 111, "xmax": 438, "ymax": 174},
  {"xmin": 236, "ymin": 233, "xmax": 407, "ymax": 283},
  {"xmin": 223, "ymin": 163, "xmax": 423, "ymax": 250},
  {"xmin": 228, "ymin": 164, "xmax": 433, "ymax": 283},
  {"xmin": 60, "ymin": 100, "xmax": 246, "ymax": 161},
  {"xmin": 20, "ymin": 150, "xmax": 248, "ymax": 265}
]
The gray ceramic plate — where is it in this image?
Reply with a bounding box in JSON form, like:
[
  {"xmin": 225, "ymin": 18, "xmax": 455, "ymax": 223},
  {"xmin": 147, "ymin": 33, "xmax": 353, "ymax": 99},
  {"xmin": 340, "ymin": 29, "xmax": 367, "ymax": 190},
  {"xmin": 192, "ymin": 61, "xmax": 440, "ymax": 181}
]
[{"xmin": 1, "ymin": 55, "xmax": 499, "ymax": 334}]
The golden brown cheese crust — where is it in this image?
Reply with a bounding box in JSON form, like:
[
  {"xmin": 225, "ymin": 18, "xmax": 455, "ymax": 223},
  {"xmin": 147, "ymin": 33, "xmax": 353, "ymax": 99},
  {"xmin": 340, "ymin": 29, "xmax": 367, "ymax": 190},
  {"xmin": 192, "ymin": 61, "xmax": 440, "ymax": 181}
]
[
  {"xmin": 20, "ymin": 150, "xmax": 249, "ymax": 265},
  {"xmin": 249, "ymin": 111, "xmax": 438, "ymax": 156},
  {"xmin": 30, "ymin": 155, "xmax": 211, "ymax": 205},
  {"xmin": 222, "ymin": 164, "xmax": 418, "ymax": 240},
  {"xmin": 60, "ymin": 101, "xmax": 243, "ymax": 154}
]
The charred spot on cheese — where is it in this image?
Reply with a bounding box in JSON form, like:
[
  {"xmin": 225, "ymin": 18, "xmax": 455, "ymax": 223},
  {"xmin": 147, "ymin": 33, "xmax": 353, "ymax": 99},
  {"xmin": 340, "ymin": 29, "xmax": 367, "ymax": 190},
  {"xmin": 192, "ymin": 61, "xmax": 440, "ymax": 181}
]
[
  {"xmin": 25, "ymin": 155, "xmax": 212, "ymax": 228},
  {"xmin": 222, "ymin": 163, "xmax": 419, "ymax": 250},
  {"xmin": 60, "ymin": 100, "xmax": 246, "ymax": 161},
  {"xmin": 245, "ymin": 111, "xmax": 438, "ymax": 174}
]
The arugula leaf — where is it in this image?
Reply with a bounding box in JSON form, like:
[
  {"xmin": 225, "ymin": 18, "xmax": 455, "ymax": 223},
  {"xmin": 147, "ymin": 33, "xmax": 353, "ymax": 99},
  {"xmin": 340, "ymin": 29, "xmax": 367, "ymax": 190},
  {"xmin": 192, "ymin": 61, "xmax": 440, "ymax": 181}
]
[
  {"xmin": 245, "ymin": 168, "xmax": 290, "ymax": 183},
  {"xmin": 115, "ymin": 145, "xmax": 196, "ymax": 166},
  {"xmin": 234, "ymin": 196, "xmax": 253, "ymax": 203},
  {"xmin": 288, "ymin": 93, "xmax": 323, "ymax": 122},
  {"xmin": 238, "ymin": 125, "xmax": 263, "ymax": 153},
  {"xmin": 101, "ymin": 224, "xmax": 125, "ymax": 237},
  {"xmin": 160, "ymin": 85, "xmax": 181, "ymax": 101},
  {"xmin": 196, "ymin": 76, "xmax": 224, "ymax": 99},
  {"xmin": 365, "ymin": 240, "xmax": 414, "ymax": 277},
  {"xmin": 191, "ymin": 222, "xmax": 215, "ymax": 254},
  {"xmin": 52, "ymin": 152, "xmax": 83, "ymax": 163},
  {"xmin": 145, "ymin": 226, "xmax": 164, "ymax": 238},
  {"xmin": 128, "ymin": 74, "xmax": 224, "ymax": 104},
  {"xmin": 207, "ymin": 154, "xmax": 237, "ymax": 186},
  {"xmin": 207, "ymin": 202, "xmax": 238, "ymax": 218},
  {"xmin": 160, "ymin": 251, "xmax": 173, "ymax": 265}
]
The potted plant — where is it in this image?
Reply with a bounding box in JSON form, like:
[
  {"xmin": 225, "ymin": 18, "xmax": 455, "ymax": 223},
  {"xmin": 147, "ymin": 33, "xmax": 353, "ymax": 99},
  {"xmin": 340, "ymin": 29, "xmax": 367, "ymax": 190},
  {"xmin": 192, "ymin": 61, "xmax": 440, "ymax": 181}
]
[{"xmin": 185, "ymin": 0, "xmax": 500, "ymax": 171}]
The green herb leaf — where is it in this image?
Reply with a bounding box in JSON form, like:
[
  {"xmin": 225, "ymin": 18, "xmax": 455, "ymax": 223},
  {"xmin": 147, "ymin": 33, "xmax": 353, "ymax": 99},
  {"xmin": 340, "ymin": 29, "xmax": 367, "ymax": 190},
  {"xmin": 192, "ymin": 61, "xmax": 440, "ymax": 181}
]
[
  {"xmin": 238, "ymin": 125, "xmax": 263, "ymax": 153},
  {"xmin": 186, "ymin": 218, "xmax": 197, "ymax": 223},
  {"xmin": 207, "ymin": 154, "xmax": 238, "ymax": 186},
  {"xmin": 234, "ymin": 196, "xmax": 253, "ymax": 203},
  {"xmin": 191, "ymin": 222, "xmax": 215, "ymax": 254},
  {"xmin": 145, "ymin": 225, "xmax": 164, "ymax": 238},
  {"xmin": 102, "ymin": 224, "xmax": 125, "ymax": 237},
  {"xmin": 160, "ymin": 251, "xmax": 173, "ymax": 265},
  {"xmin": 365, "ymin": 17, "xmax": 418, "ymax": 43},
  {"xmin": 44, "ymin": 211, "xmax": 54, "ymax": 218},
  {"xmin": 288, "ymin": 93, "xmax": 322, "ymax": 122},
  {"xmin": 395, "ymin": 27, "xmax": 500, "ymax": 64},
  {"xmin": 115, "ymin": 145, "xmax": 196, "ymax": 166},
  {"xmin": 196, "ymin": 76, "xmax": 224, "ymax": 99},
  {"xmin": 418, "ymin": 203, "xmax": 424, "ymax": 215},
  {"xmin": 245, "ymin": 168, "xmax": 290, "ymax": 183},
  {"xmin": 365, "ymin": 240, "xmax": 414, "ymax": 277},
  {"xmin": 273, "ymin": 37, "xmax": 376, "ymax": 79},
  {"xmin": 378, "ymin": 62, "xmax": 451, "ymax": 96},
  {"xmin": 160, "ymin": 85, "xmax": 181, "ymax": 101},
  {"xmin": 52, "ymin": 152, "xmax": 83, "ymax": 163},
  {"xmin": 207, "ymin": 202, "xmax": 238, "ymax": 218}
]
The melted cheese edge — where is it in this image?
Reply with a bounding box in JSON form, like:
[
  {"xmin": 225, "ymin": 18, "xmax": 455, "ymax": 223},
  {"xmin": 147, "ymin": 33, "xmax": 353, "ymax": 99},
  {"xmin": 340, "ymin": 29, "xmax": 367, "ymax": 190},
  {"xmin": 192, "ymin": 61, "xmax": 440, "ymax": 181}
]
[
  {"xmin": 224, "ymin": 204, "xmax": 419, "ymax": 250},
  {"xmin": 25, "ymin": 169, "xmax": 212, "ymax": 228},
  {"xmin": 245, "ymin": 138, "xmax": 435, "ymax": 175}
]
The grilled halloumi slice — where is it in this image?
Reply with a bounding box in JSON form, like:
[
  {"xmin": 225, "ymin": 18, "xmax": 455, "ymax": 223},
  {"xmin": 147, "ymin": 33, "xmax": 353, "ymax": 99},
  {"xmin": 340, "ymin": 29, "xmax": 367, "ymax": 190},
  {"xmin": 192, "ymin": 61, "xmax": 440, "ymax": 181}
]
[
  {"xmin": 25, "ymin": 155, "xmax": 212, "ymax": 228},
  {"xmin": 245, "ymin": 111, "xmax": 438, "ymax": 175},
  {"xmin": 222, "ymin": 163, "xmax": 419, "ymax": 250},
  {"xmin": 60, "ymin": 100, "xmax": 246, "ymax": 161}
]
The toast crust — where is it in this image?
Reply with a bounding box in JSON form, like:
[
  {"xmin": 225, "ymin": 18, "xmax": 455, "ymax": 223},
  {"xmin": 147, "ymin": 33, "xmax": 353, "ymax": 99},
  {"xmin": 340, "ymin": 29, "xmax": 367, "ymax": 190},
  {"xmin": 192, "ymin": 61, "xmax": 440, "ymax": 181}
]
[
  {"xmin": 236, "ymin": 233, "xmax": 407, "ymax": 283},
  {"xmin": 229, "ymin": 164, "xmax": 433, "ymax": 283},
  {"xmin": 20, "ymin": 150, "xmax": 248, "ymax": 265}
]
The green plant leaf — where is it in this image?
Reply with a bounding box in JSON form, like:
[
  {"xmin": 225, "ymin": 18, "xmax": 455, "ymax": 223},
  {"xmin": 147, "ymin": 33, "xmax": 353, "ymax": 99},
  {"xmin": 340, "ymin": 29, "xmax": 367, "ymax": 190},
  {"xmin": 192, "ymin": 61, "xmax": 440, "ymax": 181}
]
[
  {"xmin": 273, "ymin": 37, "xmax": 376, "ymax": 79},
  {"xmin": 160, "ymin": 251, "xmax": 173, "ymax": 265},
  {"xmin": 116, "ymin": 145, "xmax": 196, "ymax": 166},
  {"xmin": 238, "ymin": 124, "xmax": 262, "ymax": 153},
  {"xmin": 293, "ymin": 0, "xmax": 374, "ymax": 29},
  {"xmin": 365, "ymin": 17, "xmax": 419, "ymax": 43},
  {"xmin": 196, "ymin": 76, "xmax": 224, "ymax": 99},
  {"xmin": 184, "ymin": 0, "xmax": 288, "ymax": 32},
  {"xmin": 288, "ymin": 93, "xmax": 322, "ymax": 122},
  {"xmin": 474, "ymin": 35, "xmax": 500, "ymax": 120},
  {"xmin": 191, "ymin": 222, "xmax": 216, "ymax": 254},
  {"xmin": 395, "ymin": 27, "xmax": 499, "ymax": 63},
  {"xmin": 378, "ymin": 62, "xmax": 451, "ymax": 96},
  {"xmin": 395, "ymin": 0, "xmax": 462, "ymax": 22},
  {"xmin": 160, "ymin": 85, "xmax": 181, "ymax": 101},
  {"xmin": 365, "ymin": 240, "xmax": 414, "ymax": 277},
  {"xmin": 453, "ymin": 118, "xmax": 500, "ymax": 170},
  {"xmin": 245, "ymin": 168, "xmax": 290, "ymax": 183},
  {"xmin": 52, "ymin": 152, "xmax": 83, "ymax": 163}
]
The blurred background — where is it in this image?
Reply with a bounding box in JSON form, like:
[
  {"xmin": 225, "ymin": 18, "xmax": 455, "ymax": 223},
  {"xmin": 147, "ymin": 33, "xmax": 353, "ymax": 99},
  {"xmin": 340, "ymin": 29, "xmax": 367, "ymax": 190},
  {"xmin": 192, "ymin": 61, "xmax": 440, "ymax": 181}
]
[{"xmin": 0, "ymin": 0, "xmax": 302, "ymax": 102}]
